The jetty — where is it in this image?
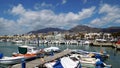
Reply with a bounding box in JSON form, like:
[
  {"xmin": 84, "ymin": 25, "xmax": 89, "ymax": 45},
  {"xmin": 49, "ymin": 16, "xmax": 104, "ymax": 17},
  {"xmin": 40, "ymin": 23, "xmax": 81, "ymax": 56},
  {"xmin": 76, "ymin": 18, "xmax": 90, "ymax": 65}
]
[
  {"xmin": 91, "ymin": 42, "xmax": 114, "ymax": 47},
  {"xmin": 11, "ymin": 49, "xmax": 72, "ymax": 68}
]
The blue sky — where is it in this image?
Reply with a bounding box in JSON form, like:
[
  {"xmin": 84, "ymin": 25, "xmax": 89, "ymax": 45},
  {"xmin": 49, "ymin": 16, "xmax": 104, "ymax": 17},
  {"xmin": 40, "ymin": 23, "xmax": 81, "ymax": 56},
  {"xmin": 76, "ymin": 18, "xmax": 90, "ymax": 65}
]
[{"xmin": 0, "ymin": 0, "xmax": 120, "ymax": 35}]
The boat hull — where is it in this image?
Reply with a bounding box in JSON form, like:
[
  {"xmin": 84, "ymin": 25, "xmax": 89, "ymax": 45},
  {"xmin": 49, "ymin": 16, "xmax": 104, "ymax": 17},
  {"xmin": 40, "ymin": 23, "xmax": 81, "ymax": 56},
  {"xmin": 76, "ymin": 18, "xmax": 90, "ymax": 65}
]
[{"xmin": 0, "ymin": 56, "xmax": 24, "ymax": 65}]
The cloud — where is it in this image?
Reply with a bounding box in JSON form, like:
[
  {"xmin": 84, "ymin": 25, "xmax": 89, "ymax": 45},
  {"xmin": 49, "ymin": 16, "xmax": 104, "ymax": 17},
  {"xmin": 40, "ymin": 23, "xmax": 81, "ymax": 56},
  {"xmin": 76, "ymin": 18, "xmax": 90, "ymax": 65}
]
[
  {"xmin": 0, "ymin": 18, "xmax": 23, "ymax": 35},
  {"xmin": 34, "ymin": 2, "xmax": 54, "ymax": 10},
  {"xmin": 83, "ymin": 0, "xmax": 87, "ymax": 4},
  {"xmin": 17, "ymin": 6, "xmax": 95, "ymax": 29},
  {"xmin": 11, "ymin": 4, "xmax": 26, "ymax": 15},
  {"xmin": 115, "ymin": 19, "xmax": 120, "ymax": 23},
  {"xmin": 89, "ymin": 4, "xmax": 120, "ymax": 27},
  {"xmin": 62, "ymin": 0, "xmax": 67, "ymax": 4},
  {"xmin": 0, "ymin": 4, "xmax": 95, "ymax": 35}
]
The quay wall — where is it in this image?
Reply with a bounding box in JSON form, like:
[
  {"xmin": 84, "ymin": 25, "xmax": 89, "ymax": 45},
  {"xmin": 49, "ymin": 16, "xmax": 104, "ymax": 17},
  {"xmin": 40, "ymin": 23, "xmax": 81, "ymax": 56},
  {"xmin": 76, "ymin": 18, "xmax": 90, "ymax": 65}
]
[{"xmin": 91, "ymin": 41, "xmax": 115, "ymax": 47}]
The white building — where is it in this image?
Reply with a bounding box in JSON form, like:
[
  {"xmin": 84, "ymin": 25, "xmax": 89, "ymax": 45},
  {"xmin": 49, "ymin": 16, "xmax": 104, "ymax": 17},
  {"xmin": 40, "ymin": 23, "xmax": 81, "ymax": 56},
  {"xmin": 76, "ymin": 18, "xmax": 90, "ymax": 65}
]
[
  {"xmin": 85, "ymin": 33, "xmax": 112, "ymax": 40},
  {"xmin": 85, "ymin": 33, "xmax": 101, "ymax": 39}
]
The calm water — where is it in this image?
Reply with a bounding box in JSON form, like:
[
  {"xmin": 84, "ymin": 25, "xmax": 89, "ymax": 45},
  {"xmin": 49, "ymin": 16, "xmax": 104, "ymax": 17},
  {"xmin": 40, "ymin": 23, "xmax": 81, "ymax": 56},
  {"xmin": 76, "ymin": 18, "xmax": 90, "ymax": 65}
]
[{"xmin": 0, "ymin": 42, "xmax": 120, "ymax": 68}]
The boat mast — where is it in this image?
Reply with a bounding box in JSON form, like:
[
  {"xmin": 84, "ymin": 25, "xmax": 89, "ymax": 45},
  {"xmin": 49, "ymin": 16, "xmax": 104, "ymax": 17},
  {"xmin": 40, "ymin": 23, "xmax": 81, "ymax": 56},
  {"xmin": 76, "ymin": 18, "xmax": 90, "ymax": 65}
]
[{"xmin": 36, "ymin": 34, "xmax": 39, "ymax": 47}]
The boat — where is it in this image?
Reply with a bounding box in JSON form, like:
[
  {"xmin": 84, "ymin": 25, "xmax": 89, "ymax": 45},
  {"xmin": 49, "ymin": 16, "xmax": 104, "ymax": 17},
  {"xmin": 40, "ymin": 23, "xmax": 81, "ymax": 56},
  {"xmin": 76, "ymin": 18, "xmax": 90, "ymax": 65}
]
[
  {"xmin": 115, "ymin": 40, "xmax": 120, "ymax": 49},
  {"xmin": 44, "ymin": 46, "xmax": 60, "ymax": 53},
  {"xmin": 12, "ymin": 40, "xmax": 23, "ymax": 44},
  {"xmin": 70, "ymin": 54, "xmax": 96, "ymax": 64},
  {"xmin": 12, "ymin": 45, "xmax": 42, "ymax": 60},
  {"xmin": 68, "ymin": 53, "xmax": 111, "ymax": 68},
  {"xmin": 72, "ymin": 49, "xmax": 109, "ymax": 61},
  {"xmin": 95, "ymin": 39, "xmax": 107, "ymax": 42},
  {"xmin": 83, "ymin": 40, "xmax": 91, "ymax": 45},
  {"xmin": 0, "ymin": 53, "xmax": 24, "ymax": 65},
  {"xmin": 0, "ymin": 56, "xmax": 24, "ymax": 65}
]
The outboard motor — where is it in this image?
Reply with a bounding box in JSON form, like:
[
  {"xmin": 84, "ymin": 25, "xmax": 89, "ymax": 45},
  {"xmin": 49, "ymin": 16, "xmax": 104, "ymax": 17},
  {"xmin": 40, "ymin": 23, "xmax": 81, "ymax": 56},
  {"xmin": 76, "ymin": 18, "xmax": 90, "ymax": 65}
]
[
  {"xmin": 95, "ymin": 59, "xmax": 105, "ymax": 68},
  {"xmin": 0, "ymin": 53, "xmax": 3, "ymax": 59}
]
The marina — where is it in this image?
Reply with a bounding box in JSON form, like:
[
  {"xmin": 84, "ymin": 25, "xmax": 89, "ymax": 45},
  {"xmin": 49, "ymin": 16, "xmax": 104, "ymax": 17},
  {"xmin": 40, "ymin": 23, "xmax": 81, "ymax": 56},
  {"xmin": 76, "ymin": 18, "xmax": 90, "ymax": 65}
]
[
  {"xmin": 0, "ymin": 42, "xmax": 120, "ymax": 68},
  {"xmin": 0, "ymin": 0, "xmax": 120, "ymax": 68}
]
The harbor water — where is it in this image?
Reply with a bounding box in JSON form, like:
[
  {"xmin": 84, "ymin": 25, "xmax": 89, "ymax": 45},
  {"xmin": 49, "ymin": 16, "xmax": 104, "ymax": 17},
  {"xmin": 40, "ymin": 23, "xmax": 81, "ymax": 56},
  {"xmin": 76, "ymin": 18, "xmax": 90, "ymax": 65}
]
[{"xmin": 0, "ymin": 42, "xmax": 120, "ymax": 68}]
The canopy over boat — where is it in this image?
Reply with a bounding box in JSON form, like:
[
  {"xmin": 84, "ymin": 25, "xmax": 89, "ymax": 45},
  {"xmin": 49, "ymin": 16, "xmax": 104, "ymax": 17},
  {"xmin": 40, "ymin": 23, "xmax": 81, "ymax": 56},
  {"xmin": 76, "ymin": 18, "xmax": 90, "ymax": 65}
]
[{"xmin": 18, "ymin": 46, "xmax": 37, "ymax": 54}]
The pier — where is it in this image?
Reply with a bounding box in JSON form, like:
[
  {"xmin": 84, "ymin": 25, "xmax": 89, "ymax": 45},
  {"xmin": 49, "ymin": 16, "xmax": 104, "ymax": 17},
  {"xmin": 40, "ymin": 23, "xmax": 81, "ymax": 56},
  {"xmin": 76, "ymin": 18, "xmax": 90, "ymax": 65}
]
[
  {"xmin": 91, "ymin": 42, "xmax": 114, "ymax": 47},
  {"xmin": 11, "ymin": 49, "xmax": 72, "ymax": 68}
]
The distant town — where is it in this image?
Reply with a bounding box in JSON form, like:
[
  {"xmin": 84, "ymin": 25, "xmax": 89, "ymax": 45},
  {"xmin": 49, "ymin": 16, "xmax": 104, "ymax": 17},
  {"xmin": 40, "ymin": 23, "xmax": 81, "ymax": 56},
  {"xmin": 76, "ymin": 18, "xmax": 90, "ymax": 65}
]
[{"xmin": 0, "ymin": 25, "xmax": 120, "ymax": 44}]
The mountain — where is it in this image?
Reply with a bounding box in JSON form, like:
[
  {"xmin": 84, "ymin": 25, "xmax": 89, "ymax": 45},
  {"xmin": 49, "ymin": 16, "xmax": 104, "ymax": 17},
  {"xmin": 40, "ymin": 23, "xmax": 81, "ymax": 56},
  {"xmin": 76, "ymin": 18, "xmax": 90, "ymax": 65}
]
[
  {"xmin": 69, "ymin": 25, "xmax": 101, "ymax": 33},
  {"xmin": 28, "ymin": 27, "xmax": 66, "ymax": 34},
  {"xmin": 28, "ymin": 25, "xmax": 120, "ymax": 34},
  {"xmin": 69, "ymin": 25, "xmax": 120, "ymax": 33},
  {"xmin": 101, "ymin": 27, "xmax": 120, "ymax": 33}
]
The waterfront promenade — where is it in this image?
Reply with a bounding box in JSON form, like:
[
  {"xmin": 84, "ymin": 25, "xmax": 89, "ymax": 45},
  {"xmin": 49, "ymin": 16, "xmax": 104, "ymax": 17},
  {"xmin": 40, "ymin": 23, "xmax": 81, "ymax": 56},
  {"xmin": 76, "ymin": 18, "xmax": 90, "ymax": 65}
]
[{"xmin": 11, "ymin": 49, "xmax": 72, "ymax": 68}]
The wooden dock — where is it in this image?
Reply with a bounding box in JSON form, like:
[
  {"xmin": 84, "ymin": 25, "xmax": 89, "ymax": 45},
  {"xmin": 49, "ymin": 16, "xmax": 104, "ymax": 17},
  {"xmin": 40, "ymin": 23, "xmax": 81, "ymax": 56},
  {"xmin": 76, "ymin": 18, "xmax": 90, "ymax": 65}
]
[{"xmin": 11, "ymin": 49, "xmax": 72, "ymax": 68}]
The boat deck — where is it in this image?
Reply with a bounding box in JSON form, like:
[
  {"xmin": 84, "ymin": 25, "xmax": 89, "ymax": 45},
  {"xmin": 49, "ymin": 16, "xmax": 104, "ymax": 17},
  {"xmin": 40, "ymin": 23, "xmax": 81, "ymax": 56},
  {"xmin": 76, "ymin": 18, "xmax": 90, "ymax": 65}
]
[{"xmin": 11, "ymin": 49, "xmax": 72, "ymax": 68}]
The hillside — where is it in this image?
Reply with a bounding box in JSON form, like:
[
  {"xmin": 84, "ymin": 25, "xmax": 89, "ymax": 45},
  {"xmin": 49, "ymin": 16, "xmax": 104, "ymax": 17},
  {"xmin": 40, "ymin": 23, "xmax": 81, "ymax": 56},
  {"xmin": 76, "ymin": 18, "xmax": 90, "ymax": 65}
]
[
  {"xmin": 28, "ymin": 25, "xmax": 120, "ymax": 34},
  {"xmin": 69, "ymin": 25, "xmax": 101, "ymax": 33},
  {"xmin": 28, "ymin": 27, "xmax": 66, "ymax": 34}
]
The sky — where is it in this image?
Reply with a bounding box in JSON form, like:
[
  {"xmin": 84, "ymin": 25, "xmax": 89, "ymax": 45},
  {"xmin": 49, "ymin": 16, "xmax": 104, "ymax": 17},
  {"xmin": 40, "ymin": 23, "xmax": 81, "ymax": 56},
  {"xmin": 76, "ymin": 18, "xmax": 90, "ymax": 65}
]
[{"xmin": 0, "ymin": 0, "xmax": 120, "ymax": 35}]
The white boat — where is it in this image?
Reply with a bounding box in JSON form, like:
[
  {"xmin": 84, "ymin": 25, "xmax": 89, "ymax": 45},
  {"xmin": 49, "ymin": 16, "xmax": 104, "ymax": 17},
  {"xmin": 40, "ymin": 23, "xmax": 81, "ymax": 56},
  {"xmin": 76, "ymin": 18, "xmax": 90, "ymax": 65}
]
[
  {"xmin": 83, "ymin": 40, "xmax": 91, "ymax": 45},
  {"xmin": 12, "ymin": 40, "xmax": 23, "ymax": 44},
  {"xmin": 72, "ymin": 49, "xmax": 109, "ymax": 59},
  {"xmin": 44, "ymin": 46, "xmax": 60, "ymax": 52},
  {"xmin": 95, "ymin": 39, "xmax": 107, "ymax": 42},
  {"xmin": 70, "ymin": 54, "xmax": 96, "ymax": 64},
  {"xmin": 12, "ymin": 45, "xmax": 42, "ymax": 60},
  {"xmin": 0, "ymin": 53, "xmax": 24, "ymax": 65}
]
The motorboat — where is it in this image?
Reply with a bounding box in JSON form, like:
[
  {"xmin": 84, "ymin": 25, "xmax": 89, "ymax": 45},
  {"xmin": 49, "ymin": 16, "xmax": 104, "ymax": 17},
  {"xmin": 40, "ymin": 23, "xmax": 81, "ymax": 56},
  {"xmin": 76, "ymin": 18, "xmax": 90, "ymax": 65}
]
[
  {"xmin": 12, "ymin": 40, "xmax": 23, "ymax": 44},
  {"xmin": 72, "ymin": 49, "xmax": 109, "ymax": 61},
  {"xmin": 0, "ymin": 56, "xmax": 24, "ymax": 65},
  {"xmin": 70, "ymin": 54, "xmax": 96, "ymax": 64},
  {"xmin": 12, "ymin": 45, "xmax": 42, "ymax": 60},
  {"xmin": 44, "ymin": 46, "xmax": 60, "ymax": 52},
  {"xmin": 0, "ymin": 53, "xmax": 24, "ymax": 65}
]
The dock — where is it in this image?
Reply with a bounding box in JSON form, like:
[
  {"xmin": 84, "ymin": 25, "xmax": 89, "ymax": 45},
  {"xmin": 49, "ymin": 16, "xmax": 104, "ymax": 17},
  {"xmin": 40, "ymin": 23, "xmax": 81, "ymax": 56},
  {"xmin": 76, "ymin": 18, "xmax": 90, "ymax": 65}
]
[
  {"xmin": 91, "ymin": 42, "xmax": 114, "ymax": 47},
  {"xmin": 11, "ymin": 49, "xmax": 72, "ymax": 68}
]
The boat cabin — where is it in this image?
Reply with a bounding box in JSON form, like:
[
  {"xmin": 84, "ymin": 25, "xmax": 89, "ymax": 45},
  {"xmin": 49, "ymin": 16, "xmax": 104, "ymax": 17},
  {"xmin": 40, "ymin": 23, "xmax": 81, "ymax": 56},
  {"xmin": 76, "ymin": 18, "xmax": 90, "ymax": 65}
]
[{"xmin": 18, "ymin": 46, "xmax": 38, "ymax": 54}]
